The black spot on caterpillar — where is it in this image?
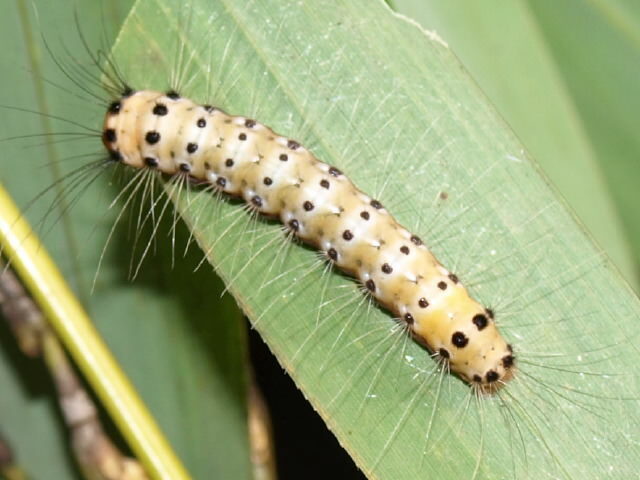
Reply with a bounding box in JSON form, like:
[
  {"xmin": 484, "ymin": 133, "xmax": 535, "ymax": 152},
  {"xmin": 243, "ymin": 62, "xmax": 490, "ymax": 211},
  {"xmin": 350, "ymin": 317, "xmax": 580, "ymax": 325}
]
[{"xmin": 3, "ymin": 1, "xmax": 639, "ymax": 479}]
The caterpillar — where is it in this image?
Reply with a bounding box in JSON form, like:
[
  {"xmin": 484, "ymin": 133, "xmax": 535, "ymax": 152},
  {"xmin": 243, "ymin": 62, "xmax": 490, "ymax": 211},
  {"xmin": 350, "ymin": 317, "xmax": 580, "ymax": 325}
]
[
  {"xmin": 4, "ymin": 1, "xmax": 640, "ymax": 479},
  {"xmin": 102, "ymin": 88, "xmax": 515, "ymax": 393}
]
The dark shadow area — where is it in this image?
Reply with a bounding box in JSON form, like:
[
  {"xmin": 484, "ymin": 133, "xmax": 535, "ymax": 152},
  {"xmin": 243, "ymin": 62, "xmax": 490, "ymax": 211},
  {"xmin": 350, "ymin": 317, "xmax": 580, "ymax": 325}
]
[{"xmin": 248, "ymin": 325, "xmax": 367, "ymax": 480}]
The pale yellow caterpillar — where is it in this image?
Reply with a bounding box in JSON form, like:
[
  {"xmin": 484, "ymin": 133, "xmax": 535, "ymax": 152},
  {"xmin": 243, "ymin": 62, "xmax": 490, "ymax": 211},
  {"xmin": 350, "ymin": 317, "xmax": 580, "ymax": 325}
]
[{"xmin": 102, "ymin": 89, "xmax": 515, "ymax": 393}]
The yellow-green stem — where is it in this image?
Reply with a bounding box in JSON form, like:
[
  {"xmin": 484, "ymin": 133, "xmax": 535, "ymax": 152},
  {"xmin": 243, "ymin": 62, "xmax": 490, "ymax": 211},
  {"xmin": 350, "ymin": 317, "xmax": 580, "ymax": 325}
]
[{"xmin": 0, "ymin": 183, "xmax": 191, "ymax": 480}]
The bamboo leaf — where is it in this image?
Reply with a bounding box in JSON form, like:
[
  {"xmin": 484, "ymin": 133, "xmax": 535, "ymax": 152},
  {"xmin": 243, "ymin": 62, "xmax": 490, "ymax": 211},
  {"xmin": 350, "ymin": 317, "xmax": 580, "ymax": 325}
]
[
  {"xmin": 394, "ymin": 0, "xmax": 640, "ymax": 287},
  {"xmin": 111, "ymin": 0, "xmax": 640, "ymax": 478}
]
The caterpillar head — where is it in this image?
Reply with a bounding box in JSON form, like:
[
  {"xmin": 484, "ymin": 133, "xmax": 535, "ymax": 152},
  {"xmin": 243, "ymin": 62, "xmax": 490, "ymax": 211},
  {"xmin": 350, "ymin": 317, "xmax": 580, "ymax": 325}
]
[
  {"xmin": 439, "ymin": 342, "xmax": 516, "ymax": 394},
  {"xmin": 418, "ymin": 305, "xmax": 516, "ymax": 394},
  {"xmin": 445, "ymin": 312, "xmax": 516, "ymax": 394},
  {"xmin": 466, "ymin": 342, "xmax": 516, "ymax": 395}
]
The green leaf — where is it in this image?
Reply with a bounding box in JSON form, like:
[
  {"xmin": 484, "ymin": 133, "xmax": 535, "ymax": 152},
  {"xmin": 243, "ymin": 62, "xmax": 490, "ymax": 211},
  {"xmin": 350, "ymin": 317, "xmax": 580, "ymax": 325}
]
[
  {"xmin": 114, "ymin": 0, "xmax": 640, "ymax": 478},
  {"xmin": 393, "ymin": 0, "xmax": 640, "ymax": 288},
  {"xmin": 3, "ymin": 0, "xmax": 640, "ymax": 479}
]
